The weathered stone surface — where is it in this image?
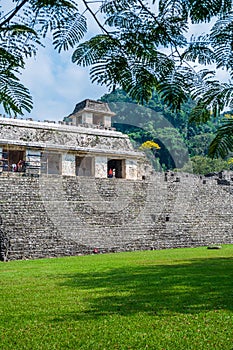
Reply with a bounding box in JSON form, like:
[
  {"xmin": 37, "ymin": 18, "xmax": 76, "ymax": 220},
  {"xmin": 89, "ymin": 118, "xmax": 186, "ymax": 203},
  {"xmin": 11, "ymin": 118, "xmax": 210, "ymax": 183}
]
[
  {"xmin": 0, "ymin": 117, "xmax": 147, "ymax": 179},
  {"xmin": 0, "ymin": 118, "xmax": 136, "ymax": 154},
  {"xmin": 0, "ymin": 172, "xmax": 232, "ymax": 260}
]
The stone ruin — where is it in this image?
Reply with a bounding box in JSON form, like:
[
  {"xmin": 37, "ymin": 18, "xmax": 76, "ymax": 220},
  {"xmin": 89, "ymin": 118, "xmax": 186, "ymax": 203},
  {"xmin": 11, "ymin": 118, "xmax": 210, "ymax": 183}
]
[
  {"xmin": 0, "ymin": 99, "xmax": 147, "ymax": 180},
  {"xmin": 0, "ymin": 100, "xmax": 232, "ymax": 261}
]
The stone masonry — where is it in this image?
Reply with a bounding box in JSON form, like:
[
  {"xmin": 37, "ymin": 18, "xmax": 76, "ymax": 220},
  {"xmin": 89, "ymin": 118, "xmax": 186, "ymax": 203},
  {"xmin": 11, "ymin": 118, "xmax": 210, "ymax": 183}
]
[
  {"xmin": 0, "ymin": 171, "xmax": 232, "ymax": 261},
  {"xmin": 0, "ymin": 99, "xmax": 232, "ymax": 260}
]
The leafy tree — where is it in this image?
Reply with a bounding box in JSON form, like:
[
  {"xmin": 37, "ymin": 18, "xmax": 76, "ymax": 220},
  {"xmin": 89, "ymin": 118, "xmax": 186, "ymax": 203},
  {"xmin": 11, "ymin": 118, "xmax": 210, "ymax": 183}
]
[
  {"xmin": 72, "ymin": 0, "xmax": 233, "ymax": 157},
  {"xmin": 2, "ymin": 0, "xmax": 232, "ymax": 157},
  {"xmin": 178, "ymin": 155, "xmax": 231, "ymax": 175},
  {"xmin": 208, "ymin": 117, "xmax": 233, "ymax": 158},
  {"xmin": 188, "ymin": 133, "xmax": 215, "ymax": 157},
  {"xmin": 101, "ymin": 88, "xmax": 220, "ymax": 169},
  {"xmin": 0, "ymin": 0, "xmax": 87, "ymax": 115}
]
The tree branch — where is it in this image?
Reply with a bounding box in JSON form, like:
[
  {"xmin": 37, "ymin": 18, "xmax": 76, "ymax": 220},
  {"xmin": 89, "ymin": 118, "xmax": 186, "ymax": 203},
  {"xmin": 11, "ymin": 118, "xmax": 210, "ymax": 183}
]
[
  {"xmin": 81, "ymin": 0, "xmax": 109, "ymax": 35},
  {"xmin": 137, "ymin": 0, "xmax": 184, "ymax": 61},
  {"xmin": 0, "ymin": 0, "xmax": 28, "ymax": 28}
]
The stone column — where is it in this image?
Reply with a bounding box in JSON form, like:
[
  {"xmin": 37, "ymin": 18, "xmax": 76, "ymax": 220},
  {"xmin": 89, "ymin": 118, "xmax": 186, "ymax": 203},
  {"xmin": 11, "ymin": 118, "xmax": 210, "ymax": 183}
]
[
  {"xmin": 125, "ymin": 159, "xmax": 138, "ymax": 180},
  {"xmin": 83, "ymin": 112, "xmax": 93, "ymax": 124},
  {"xmin": 103, "ymin": 116, "xmax": 111, "ymax": 128},
  {"xmin": 26, "ymin": 149, "xmax": 41, "ymax": 175},
  {"xmin": 62, "ymin": 153, "xmax": 76, "ymax": 176},
  {"xmin": 95, "ymin": 156, "xmax": 107, "ymax": 178}
]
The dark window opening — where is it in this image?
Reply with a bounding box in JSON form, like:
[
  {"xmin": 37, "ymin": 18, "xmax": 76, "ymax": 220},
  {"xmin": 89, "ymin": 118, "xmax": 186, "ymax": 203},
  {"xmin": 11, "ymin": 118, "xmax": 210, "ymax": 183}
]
[
  {"xmin": 93, "ymin": 114, "xmax": 103, "ymax": 126},
  {"xmin": 41, "ymin": 153, "xmax": 61, "ymax": 175},
  {"xmin": 107, "ymin": 159, "xmax": 125, "ymax": 178},
  {"xmin": 76, "ymin": 115, "xmax": 82, "ymax": 125},
  {"xmin": 76, "ymin": 156, "xmax": 94, "ymax": 176},
  {"xmin": 1, "ymin": 149, "xmax": 26, "ymax": 172}
]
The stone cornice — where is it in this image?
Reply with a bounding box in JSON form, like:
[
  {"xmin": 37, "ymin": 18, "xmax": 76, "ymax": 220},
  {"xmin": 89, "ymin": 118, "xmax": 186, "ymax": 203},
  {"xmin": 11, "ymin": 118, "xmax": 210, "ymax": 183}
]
[
  {"xmin": 0, "ymin": 117, "xmax": 125, "ymax": 139},
  {"xmin": 0, "ymin": 138, "xmax": 144, "ymax": 158}
]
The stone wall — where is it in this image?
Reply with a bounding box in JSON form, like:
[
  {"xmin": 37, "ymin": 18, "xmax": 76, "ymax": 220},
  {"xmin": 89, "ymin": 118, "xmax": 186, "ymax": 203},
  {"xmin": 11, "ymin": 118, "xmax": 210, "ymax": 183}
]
[
  {"xmin": 0, "ymin": 118, "xmax": 135, "ymax": 153},
  {"xmin": 0, "ymin": 172, "xmax": 232, "ymax": 261},
  {"xmin": 0, "ymin": 118, "xmax": 145, "ymax": 179}
]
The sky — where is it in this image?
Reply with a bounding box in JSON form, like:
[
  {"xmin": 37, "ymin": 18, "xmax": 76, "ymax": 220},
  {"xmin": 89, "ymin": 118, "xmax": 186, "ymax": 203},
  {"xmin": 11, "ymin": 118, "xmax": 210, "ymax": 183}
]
[
  {"xmin": 19, "ymin": 2, "xmax": 108, "ymax": 122},
  {"xmin": 20, "ymin": 43, "xmax": 108, "ymax": 121},
  {"xmin": 1, "ymin": 1, "xmax": 231, "ymax": 122},
  {"xmin": 1, "ymin": 1, "xmax": 108, "ymax": 121}
]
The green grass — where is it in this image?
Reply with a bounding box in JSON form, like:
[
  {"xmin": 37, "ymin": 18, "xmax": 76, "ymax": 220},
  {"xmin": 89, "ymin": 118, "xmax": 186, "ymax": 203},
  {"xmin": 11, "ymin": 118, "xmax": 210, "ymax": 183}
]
[{"xmin": 0, "ymin": 246, "xmax": 233, "ymax": 350}]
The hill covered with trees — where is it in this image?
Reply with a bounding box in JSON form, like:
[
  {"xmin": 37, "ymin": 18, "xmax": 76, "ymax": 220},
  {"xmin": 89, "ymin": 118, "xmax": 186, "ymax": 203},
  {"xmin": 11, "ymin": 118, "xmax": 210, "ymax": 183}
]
[{"xmin": 101, "ymin": 89, "xmax": 232, "ymax": 174}]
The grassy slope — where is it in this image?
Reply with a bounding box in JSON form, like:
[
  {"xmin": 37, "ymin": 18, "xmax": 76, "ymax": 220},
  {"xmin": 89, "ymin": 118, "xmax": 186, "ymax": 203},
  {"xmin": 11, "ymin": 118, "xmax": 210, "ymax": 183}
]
[{"xmin": 0, "ymin": 246, "xmax": 233, "ymax": 350}]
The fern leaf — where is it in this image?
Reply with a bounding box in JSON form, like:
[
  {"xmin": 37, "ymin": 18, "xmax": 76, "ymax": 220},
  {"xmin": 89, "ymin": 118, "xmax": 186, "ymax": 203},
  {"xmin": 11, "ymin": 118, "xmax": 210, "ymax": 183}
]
[
  {"xmin": 53, "ymin": 13, "xmax": 87, "ymax": 52},
  {"xmin": 0, "ymin": 73, "xmax": 33, "ymax": 116},
  {"xmin": 208, "ymin": 119, "xmax": 233, "ymax": 158}
]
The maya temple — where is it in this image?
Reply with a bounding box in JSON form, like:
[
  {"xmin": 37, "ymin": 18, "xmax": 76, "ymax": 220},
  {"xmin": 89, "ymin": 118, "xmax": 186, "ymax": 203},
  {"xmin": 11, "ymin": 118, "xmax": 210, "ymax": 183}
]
[
  {"xmin": 0, "ymin": 99, "xmax": 146, "ymax": 179},
  {"xmin": 0, "ymin": 99, "xmax": 232, "ymax": 261}
]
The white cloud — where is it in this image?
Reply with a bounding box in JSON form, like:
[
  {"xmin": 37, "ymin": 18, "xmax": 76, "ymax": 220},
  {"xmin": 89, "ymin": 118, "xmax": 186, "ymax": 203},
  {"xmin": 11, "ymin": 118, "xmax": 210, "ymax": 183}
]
[{"xmin": 20, "ymin": 40, "xmax": 108, "ymax": 121}]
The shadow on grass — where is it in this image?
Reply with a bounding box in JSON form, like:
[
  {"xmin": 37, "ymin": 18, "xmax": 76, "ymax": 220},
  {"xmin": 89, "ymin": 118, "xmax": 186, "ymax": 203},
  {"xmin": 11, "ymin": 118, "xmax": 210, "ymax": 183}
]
[{"xmin": 56, "ymin": 257, "xmax": 233, "ymax": 321}]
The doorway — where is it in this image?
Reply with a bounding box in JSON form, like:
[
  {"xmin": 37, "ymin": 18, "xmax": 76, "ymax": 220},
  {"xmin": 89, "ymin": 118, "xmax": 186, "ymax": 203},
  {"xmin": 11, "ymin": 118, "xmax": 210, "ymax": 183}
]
[
  {"xmin": 2, "ymin": 148, "xmax": 26, "ymax": 171},
  {"xmin": 107, "ymin": 159, "xmax": 125, "ymax": 178}
]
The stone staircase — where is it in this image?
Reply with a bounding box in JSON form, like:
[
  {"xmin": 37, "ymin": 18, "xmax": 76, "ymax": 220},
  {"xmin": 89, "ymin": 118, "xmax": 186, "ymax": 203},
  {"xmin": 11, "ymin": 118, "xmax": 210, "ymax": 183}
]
[{"xmin": 0, "ymin": 172, "xmax": 233, "ymax": 260}]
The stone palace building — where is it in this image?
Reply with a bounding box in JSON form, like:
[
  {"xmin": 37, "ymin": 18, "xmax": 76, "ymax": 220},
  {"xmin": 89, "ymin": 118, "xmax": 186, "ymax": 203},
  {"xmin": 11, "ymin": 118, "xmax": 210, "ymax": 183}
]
[{"xmin": 0, "ymin": 99, "xmax": 146, "ymax": 179}]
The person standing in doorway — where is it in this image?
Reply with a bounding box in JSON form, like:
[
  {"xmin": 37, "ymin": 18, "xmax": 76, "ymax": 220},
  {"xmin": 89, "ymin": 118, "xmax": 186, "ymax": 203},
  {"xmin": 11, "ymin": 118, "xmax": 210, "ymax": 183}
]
[{"xmin": 108, "ymin": 168, "xmax": 113, "ymax": 178}]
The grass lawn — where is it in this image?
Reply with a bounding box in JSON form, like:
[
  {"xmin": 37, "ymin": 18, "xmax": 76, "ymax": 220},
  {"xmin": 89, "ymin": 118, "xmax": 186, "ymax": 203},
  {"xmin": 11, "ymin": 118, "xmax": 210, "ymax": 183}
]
[{"xmin": 0, "ymin": 245, "xmax": 233, "ymax": 350}]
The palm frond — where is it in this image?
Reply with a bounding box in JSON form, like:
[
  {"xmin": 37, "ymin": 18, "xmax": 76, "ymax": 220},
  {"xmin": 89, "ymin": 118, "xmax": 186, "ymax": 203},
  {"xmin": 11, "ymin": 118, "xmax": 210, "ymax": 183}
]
[
  {"xmin": 0, "ymin": 25, "xmax": 39, "ymax": 60},
  {"xmin": 53, "ymin": 13, "xmax": 87, "ymax": 52},
  {"xmin": 32, "ymin": 0, "xmax": 86, "ymax": 52},
  {"xmin": 101, "ymin": 0, "xmax": 137, "ymax": 15},
  {"xmin": 0, "ymin": 73, "xmax": 33, "ymax": 116},
  {"xmin": 158, "ymin": 0, "xmax": 188, "ymax": 19},
  {"xmin": 157, "ymin": 66, "xmax": 194, "ymax": 110},
  {"xmin": 189, "ymin": 101, "xmax": 211, "ymax": 123},
  {"xmin": 182, "ymin": 35, "xmax": 215, "ymax": 65},
  {"xmin": 208, "ymin": 118, "xmax": 233, "ymax": 158},
  {"xmin": 72, "ymin": 35, "xmax": 119, "ymax": 66},
  {"xmin": 188, "ymin": 0, "xmax": 232, "ymax": 23},
  {"xmin": 194, "ymin": 81, "xmax": 233, "ymax": 115},
  {"xmin": 105, "ymin": 10, "xmax": 143, "ymax": 30},
  {"xmin": 210, "ymin": 13, "xmax": 233, "ymax": 70},
  {"xmin": 210, "ymin": 12, "xmax": 233, "ymax": 45},
  {"xmin": 0, "ymin": 47, "xmax": 22, "ymax": 68}
]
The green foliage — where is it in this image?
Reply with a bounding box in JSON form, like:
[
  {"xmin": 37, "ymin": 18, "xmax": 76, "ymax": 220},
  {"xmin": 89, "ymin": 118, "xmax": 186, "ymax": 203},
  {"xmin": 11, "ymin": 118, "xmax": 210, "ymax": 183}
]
[
  {"xmin": 208, "ymin": 118, "xmax": 233, "ymax": 158},
  {"xmin": 74, "ymin": 0, "xmax": 233, "ymax": 157},
  {"xmin": 73, "ymin": 0, "xmax": 188, "ymax": 103},
  {"xmin": 101, "ymin": 89, "xmax": 219, "ymax": 170},
  {"xmin": 188, "ymin": 0, "xmax": 232, "ymax": 22},
  {"xmin": 73, "ymin": 0, "xmax": 233, "ymax": 109},
  {"xmin": 0, "ymin": 70, "xmax": 33, "ymax": 115},
  {"xmin": 179, "ymin": 155, "xmax": 231, "ymax": 174},
  {"xmin": 72, "ymin": 31, "xmax": 174, "ymax": 103},
  {"xmin": 0, "ymin": 0, "xmax": 87, "ymax": 115},
  {"xmin": 181, "ymin": 35, "xmax": 215, "ymax": 65},
  {"xmin": 157, "ymin": 67, "xmax": 193, "ymax": 111},
  {"xmin": 189, "ymin": 101, "xmax": 211, "ymax": 124},
  {"xmin": 0, "ymin": 247, "xmax": 233, "ymax": 349},
  {"xmin": 188, "ymin": 133, "xmax": 215, "ymax": 157}
]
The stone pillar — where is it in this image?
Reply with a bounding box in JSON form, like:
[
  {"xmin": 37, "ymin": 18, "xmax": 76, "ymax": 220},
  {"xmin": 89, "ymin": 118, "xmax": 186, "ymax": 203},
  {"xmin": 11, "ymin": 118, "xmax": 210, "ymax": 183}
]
[
  {"xmin": 125, "ymin": 159, "xmax": 138, "ymax": 180},
  {"xmin": 95, "ymin": 156, "xmax": 107, "ymax": 178},
  {"xmin": 26, "ymin": 149, "xmax": 41, "ymax": 175},
  {"xmin": 62, "ymin": 153, "xmax": 75, "ymax": 176}
]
